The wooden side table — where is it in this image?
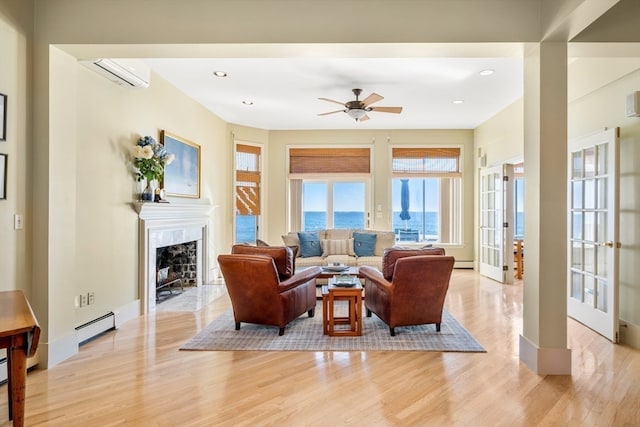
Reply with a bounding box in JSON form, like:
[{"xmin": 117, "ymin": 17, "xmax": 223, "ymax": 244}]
[
  {"xmin": 322, "ymin": 278, "xmax": 363, "ymax": 336},
  {"xmin": 0, "ymin": 290, "xmax": 40, "ymax": 427}
]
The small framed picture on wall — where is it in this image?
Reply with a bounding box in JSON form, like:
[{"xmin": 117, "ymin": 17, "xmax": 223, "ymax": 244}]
[{"xmin": 0, "ymin": 93, "xmax": 6, "ymax": 141}]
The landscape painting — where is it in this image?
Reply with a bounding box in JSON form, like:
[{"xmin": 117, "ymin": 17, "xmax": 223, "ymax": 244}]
[{"xmin": 161, "ymin": 131, "xmax": 200, "ymax": 198}]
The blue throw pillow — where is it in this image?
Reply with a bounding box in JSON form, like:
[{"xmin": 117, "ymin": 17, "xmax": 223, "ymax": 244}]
[
  {"xmin": 353, "ymin": 232, "xmax": 376, "ymax": 257},
  {"xmin": 297, "ymin": 231, "xmax": 322, "ymax": 257}
]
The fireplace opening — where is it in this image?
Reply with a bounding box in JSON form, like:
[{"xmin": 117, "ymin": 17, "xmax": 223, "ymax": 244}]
[{"xmin": 155, "ymin": 241, "xmax": 197, "ymax": 301}]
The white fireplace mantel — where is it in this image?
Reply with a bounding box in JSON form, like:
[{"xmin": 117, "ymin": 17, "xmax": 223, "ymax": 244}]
[
  {"xmin": 134, "ymin": 202, "xmax": 216, "ymax": 313},
  {"xmin": 133, "ymin": 201, "xmax": 215, "ymax": 221}
]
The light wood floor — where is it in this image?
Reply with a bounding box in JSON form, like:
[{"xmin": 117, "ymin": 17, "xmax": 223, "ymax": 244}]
[{"xmin": 2, "ymin": 270, "xmax": 640, "ymax": 426}]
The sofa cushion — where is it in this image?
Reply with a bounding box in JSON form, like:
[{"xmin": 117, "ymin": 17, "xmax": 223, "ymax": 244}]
[
  {"xmin": 381, "ymin": 246, "xmax": 446, "ymax": 280},
  {"xmin": 353, "ymin": 232, "xmax": 377, "ymax": 257},
  {"xmin": 298, "ymin": 231, "xmax": 322, "ymax": 257},
  {"xmin": 231, "ymin": 244, "xmax": 295, "ymax": 280},
  {"xmin": 322, "ymin": 238, "xmax": 355, "ymax": 257}
]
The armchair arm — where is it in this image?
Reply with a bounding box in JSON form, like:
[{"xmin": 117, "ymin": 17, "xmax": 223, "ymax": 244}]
[
  {"xmin": 278, "ymin": 266, "xmax": 322, "ymax": 293},
  {"xmin": 359, "ymin": 266, "xmax": 392, "ymax": 291}
]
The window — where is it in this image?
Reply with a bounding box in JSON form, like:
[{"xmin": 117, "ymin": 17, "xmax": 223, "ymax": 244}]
[
  {"xmin": 392, "ymin": 147, "xmax": 462, "ymax": 244},
  {"xmin": 235, "ymin": 143, "xmax": 261, "ymax": 243},
  {"xmin": 289, "ymin": 147, "xmax": 370, "ymax": 231},
  {"xmin": 302, "ymin": 180, "xmax": 367, "ymax": 231}
]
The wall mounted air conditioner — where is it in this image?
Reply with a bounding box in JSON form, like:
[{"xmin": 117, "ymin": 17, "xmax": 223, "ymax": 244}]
[
  {"xmin": 626, "ymin": 91, "xmax": 640, "ymax": 117},
  {"xmin": 81, "ymin": 58, "xmax": 150, "ymax": 89}
]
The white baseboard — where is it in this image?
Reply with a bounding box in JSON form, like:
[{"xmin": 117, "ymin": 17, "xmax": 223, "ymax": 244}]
[
  {"xmin": 113, "ymin": 299, "xmax": 141, "ymax": 328},
  {"xmin": 454, "ymin": 260, "xmax": 474, "ymax": 269},
  {"xmin": 620, "ymin": 319, "xmax": 640, "ymax": 349},
  {"xmin": 519, "ymin": 334, "xmax": 572, "ymax": 375}
]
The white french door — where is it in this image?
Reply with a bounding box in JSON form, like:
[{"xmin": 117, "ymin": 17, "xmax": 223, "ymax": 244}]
[
  {"xmin": 568, "ymin": 128, "xmax": 620, "ymax": 342},
  {"xmin": 479, "ymin": 165, "xmax": 514, "ymax": 283}
]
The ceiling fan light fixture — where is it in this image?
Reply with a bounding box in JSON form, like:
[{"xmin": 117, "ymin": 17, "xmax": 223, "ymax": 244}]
[{"xmin": 347, "ymin": 108, "xmax": 367, "ymax": 121}]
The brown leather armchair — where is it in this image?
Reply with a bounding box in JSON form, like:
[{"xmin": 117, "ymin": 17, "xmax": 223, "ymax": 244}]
[
  {"xmin": 217, "ymin": 245, "xmax": 321, "ymax": 336},
  {"xmin": 359, "ymin": 249, "xmax": 454, "ymax": 336}
]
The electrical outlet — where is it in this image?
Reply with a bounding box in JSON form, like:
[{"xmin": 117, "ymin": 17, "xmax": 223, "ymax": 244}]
[
  {"xmin": 88, "ymin": 292, "xmax": 95, "ymax": 305},
  {"xmin": 80, "ymin": 294, "xmax": 87, "ymax": 307}
]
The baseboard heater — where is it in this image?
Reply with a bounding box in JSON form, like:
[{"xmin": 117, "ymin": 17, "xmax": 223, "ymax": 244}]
[{"xmin": 76, "ymin": 312, "xmax": 116, "ymax": 345}]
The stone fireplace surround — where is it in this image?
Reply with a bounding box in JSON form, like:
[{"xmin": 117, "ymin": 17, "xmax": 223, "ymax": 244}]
[{"xmin": 134, "ymin": 202, "xmax": 215, "ymax": 313}]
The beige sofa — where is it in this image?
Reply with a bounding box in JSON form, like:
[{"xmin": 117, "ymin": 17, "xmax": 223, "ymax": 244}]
[{"xmin": 282, "ymin": 229, "xmax": 397, "ymax": 271}]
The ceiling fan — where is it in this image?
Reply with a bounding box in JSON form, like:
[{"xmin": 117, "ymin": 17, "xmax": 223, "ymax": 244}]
[{"xmin": 318, "ymin": 88, "xmax": 403, "ymax": 122}]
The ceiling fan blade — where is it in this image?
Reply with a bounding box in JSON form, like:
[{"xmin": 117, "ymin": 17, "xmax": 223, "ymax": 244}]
[
  {"xmin": 358, "ymin": 114, "xmax": 371, "ymax": 122},
  {"xmin": 318, "ymin": 97, "xmax": 346, "ymax": 106},
  {"xmin": 370, "ymin": 106, "xmax": 403, "ymax": 114},
  {"xmin": 361, "ymin": 93, "xmax": 383, "ymax": 107},
  {"xmin": 318, "ymin": 109, "xmax": 346, "ymax": 116}
]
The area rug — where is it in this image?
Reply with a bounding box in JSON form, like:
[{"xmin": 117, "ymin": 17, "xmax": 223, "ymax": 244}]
[{"xmin": 180, "ymin": 303, "xmax": 485, "ymax": 352}]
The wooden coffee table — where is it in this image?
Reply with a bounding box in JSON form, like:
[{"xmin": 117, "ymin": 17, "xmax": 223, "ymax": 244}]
[{"xmin": 322, "ymin": 277, "xmax": 363, "ymax": 337}]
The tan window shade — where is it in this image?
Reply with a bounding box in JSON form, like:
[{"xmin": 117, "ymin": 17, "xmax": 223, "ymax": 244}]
[
  {"xmin": 236, "ymin": 144, "xmax": 261, "ymax": 215},
  {"xmin": 392, "ymin": 147, "xmax": 460, "ymax": 176},
  {"xmin": 289, "ymin": 148, "xmax": 370, "ymax": 174}
]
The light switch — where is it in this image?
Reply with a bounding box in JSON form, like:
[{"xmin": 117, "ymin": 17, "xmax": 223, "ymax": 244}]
[{"xmin": 14, "ymin": 214, "xmax": 24, "ymax": 230}]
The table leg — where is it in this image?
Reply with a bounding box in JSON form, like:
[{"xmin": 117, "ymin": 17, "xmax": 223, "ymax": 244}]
[{"xmin": 8, "ymin": 334, "xmax": 28, "ymax": 427}]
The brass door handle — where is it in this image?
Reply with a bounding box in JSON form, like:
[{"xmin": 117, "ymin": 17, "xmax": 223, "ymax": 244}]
[{"xmin": 599, "ymin": 241, "xmax": 621, "ymax": 248}]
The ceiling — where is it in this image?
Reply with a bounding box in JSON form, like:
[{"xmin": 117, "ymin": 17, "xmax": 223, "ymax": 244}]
[{"xmin": 143, "ymin": 57, "xmax": 524, "ymax": 130}]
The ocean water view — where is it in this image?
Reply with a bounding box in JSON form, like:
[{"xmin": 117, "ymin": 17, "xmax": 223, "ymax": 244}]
[{"xmin": 236, "ymin": 211, "xmax": 525, "ymax": 243}]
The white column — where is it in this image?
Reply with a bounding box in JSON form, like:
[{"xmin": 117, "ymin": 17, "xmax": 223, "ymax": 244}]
[{"xmin": 519, "ymin": 42, "xmax": 571, "ymax": 375}]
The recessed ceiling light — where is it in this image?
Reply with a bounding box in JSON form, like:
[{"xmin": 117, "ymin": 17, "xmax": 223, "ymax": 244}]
[
  {"xmin": 213, "ymin": 70, "xmax": 227, "ymax": 77},
  {"xmin": 242, "ymin": 100, "xmax": 254, "ymax": 105},
  {"xmin": 479, "ymin": 69, "xmax": 494, "ymax": 76},
  {"xmin": 453, "ymin": 100, "xmax": 464, "ymax": 104}
]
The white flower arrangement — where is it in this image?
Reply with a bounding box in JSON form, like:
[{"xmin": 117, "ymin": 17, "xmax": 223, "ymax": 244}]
[{"xmin": 131, "ymin": 135, "xmax": 175, "ymax": 183}]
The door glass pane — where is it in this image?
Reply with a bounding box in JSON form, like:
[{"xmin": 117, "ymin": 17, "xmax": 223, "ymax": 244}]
[
  {"xmin": 571, "ymin": 241, "xmax": 583, "ymax": 269},
  {"xmin": 303, "ymin": 182, "xmax": 327, "ymax": 231},
  {"xmin": 572, "ymin": 151, "xmax": 583, "ymax": 178},
  {"xmin": 596, "ymin": 244, "xmax": 608, "ymax": 278},
  {"xmin": 235, "ymin": 214, "xmax": 256, "ymax": 243},
  {"xmin": 584, "ymin": 243, "xmax": 595, "ymax": 274},
  {"xmin": 487, "ymin": 211, "xmax": 495, "ymax": 230},
  {"xmin": 333, "ymin": 182, "xmax": 365, "ymax": 229},
  {"xmin": 584, "ymin": 275, "xmax": 595, "ymax": 306},
  {"xmin": 571, "ymin": 271, "xmax": 582, "ymax": 299},
  {"xmin": 584, "ymin": 212, "xmax": 595, "ymax": 242},
  {"xmin": 597, "ymin": 177, "xmax": 608, "ymax": 209},
  {"xmin": 393, "ymin": 178, "xmax": 441, "ymax": 243},
  {"xmin": 597, "ymin": 143, "xmax": 608, "ymax": 175},
  {"xmin": 584, "ymin": 147, "xmax": 596, "ymax": 178},
  {"xmin": 584, "ymin": 179, "xmax": 595, "ymax": 209},
  {"xmin": 572, "ymin": 212, "xmax": 583, "ymax": 239},
  {"xmin": 596, "ymin": 212, "xmax": 607, "ymax": 243},
  {"xmin": 572, "ymin": 181, "xmax": 583, "ymax": 209},
  {"xmin": 596, "ymin": 279, "xmax": 608, "ymax": 312}
]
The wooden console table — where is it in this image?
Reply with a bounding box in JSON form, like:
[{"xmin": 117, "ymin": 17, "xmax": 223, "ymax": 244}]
[{"xmin": 0, "ymin": 291, "xmax": 40, "ymax": 427}]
